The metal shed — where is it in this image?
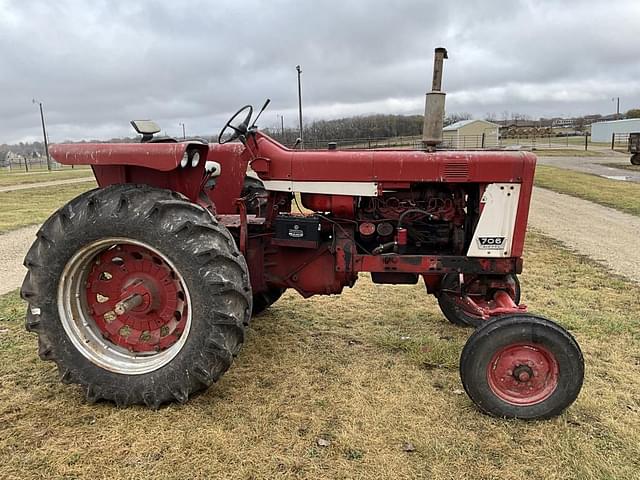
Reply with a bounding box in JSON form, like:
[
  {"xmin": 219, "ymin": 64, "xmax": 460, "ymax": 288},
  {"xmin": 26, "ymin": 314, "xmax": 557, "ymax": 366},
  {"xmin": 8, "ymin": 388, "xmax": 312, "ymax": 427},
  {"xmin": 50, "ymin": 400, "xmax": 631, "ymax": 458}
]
[
  {"xmin": 442, "ymin": 119, "xmax": 499, "ymax": 149},
  {"xmin": 591, "ymin": 118, "xmax": 640, "ymax": 142}
]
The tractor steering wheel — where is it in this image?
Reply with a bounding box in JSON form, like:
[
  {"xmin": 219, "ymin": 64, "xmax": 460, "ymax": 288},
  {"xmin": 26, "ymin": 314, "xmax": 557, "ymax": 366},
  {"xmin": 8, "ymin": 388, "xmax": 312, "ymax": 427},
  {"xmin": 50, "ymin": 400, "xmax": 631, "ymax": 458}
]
[{"xmin": 218, "ymin": 105, "xmax": 253, "ymax": 144}]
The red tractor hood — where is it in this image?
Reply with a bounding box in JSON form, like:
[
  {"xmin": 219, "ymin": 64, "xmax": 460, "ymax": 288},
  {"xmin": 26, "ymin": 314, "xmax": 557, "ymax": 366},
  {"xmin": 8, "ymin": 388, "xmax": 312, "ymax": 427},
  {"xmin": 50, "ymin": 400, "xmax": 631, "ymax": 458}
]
[{"xmin": 251, "ymin": 134, "xmax": 537, "ymax": 184}]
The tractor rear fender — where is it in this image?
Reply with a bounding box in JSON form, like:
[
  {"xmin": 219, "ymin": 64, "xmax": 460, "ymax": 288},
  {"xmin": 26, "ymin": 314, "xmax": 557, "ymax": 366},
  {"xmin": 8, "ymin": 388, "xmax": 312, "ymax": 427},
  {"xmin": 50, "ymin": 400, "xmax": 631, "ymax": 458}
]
[
  {"xmin": 49, "ymin": 142, "xmax": 208, "ymax": 171},
  {"xmin": 50, "ymin": 142, "xmax": 213, "ymax": 202},
  {"xmin": 51, "ymin": 141, "xmax": 253, "ymax": 208}
]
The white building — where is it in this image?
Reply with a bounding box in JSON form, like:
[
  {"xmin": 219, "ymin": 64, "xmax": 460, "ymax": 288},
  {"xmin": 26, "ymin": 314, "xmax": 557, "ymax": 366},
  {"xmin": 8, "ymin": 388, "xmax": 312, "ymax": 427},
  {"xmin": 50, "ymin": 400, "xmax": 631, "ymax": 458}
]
[
  {"xmin": 591, "ymin": 118, "xmax": 640, "ymax": 142},
  {"xmin": 442, "ymin": 119, "xmax": 499, "ymax": 149},
  {"xmin": 552, "ymin": 118, "xmax": 574, "ymax": 127}
]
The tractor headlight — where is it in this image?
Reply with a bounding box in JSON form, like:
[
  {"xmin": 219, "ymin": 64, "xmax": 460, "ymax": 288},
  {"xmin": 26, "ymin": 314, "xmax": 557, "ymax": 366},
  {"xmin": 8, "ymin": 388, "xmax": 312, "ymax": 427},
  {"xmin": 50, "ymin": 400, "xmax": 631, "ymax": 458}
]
[
  {"xmin": 190, "ymin": 151, "xmax": 200, "ymax": 168},
  {"xmin": 180, "ymin": 151, "xmax": 189, "ymax": 168}
]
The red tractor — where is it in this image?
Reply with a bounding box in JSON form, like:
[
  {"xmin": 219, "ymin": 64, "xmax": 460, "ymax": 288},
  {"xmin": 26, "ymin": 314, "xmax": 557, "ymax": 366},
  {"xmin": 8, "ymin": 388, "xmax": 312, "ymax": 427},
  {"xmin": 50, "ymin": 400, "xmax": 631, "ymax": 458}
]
[{"xmin": 21, "ymin": 55, "xmax": 584, "ymax": 419}]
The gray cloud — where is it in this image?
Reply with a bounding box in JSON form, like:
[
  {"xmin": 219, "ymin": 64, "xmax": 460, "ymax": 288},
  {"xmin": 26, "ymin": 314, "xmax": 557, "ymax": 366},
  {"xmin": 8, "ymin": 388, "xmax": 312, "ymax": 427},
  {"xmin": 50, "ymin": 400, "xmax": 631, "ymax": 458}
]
[{"xmin": 1, "ymin": 0, "xmax": 638, "ymax": 143}]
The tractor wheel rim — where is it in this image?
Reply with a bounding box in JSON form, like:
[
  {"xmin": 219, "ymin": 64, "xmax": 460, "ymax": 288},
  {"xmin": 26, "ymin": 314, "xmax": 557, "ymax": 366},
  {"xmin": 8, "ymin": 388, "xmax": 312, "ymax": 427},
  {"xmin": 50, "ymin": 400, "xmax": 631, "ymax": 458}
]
[
  {"xmin": 486, "ymin": 342, "xmax": 559, "ymax": 406},
  {"xmin": 58, "ymin": 238, "xmax": 192, "ymax": 375}
]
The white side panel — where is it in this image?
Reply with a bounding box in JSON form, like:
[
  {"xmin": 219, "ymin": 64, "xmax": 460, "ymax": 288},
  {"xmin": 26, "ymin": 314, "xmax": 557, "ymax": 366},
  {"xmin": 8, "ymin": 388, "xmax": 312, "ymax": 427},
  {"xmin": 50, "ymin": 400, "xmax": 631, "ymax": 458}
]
[
  {"xmin": 261, "ymin": 180, "xmax": 378, "ymax": 197},
  {"xmin": 467, "ymin": 183, "xmax": 521, "ymax": 258}
]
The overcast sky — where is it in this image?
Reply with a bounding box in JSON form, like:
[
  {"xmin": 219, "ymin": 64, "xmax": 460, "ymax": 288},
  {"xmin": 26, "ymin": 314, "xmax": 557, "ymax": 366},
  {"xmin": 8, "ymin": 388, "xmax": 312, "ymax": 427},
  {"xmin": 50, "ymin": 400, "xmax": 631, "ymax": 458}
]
[{"xmin": 1, "ymin": 0, "xmax": 639, "ymax": 144}]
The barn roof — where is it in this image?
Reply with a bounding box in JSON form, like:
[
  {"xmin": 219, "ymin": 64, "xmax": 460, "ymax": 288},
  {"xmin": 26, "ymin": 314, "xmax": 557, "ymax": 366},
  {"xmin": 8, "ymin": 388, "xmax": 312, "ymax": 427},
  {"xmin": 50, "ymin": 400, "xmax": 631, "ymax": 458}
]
[{"xmin": 443, "ymin": 119, "xmax": 499, "ymax": 131}]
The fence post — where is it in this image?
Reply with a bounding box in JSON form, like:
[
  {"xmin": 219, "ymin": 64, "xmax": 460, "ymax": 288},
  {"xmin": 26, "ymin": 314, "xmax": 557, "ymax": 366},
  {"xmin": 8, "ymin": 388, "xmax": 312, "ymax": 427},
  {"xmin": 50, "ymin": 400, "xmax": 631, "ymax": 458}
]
[
  {"xmin": 611, "ymin": 132, "xmax": 615, "ymax": 150},
  {"xmin": 481, "ymin": 133, "xmax": 485, "ymax": 148},
  {"xmin": 584, "ymin": 134, "xmax": 588, "ymax": 151}
]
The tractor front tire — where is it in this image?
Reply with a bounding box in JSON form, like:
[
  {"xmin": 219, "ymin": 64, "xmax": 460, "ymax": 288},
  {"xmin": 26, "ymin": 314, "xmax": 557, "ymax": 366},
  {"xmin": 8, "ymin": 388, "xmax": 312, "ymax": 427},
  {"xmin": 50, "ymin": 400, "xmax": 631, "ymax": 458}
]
[
  {"xmin": 631, "ymin": 153, "xmax": 640, "ymax": 166},
  {"xmin": 21, "ymin": 184, "xmax": 252, "ymax": 408},
  {"xmin": 459, "ymin": 314, "xmax": 584, "ymax": 419}
]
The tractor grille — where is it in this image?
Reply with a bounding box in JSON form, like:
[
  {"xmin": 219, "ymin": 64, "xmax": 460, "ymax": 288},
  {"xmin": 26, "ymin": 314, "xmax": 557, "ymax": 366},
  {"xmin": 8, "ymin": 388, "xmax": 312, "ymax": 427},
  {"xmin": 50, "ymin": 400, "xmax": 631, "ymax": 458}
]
[{"xmin": 443, "ymin": 162, "xmax": 469, "ymax": 180}]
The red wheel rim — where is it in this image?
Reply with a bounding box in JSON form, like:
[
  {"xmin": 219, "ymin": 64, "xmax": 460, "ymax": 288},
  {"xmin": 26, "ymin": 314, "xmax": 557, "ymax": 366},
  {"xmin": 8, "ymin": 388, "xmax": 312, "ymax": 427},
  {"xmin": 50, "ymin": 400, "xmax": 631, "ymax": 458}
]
[
  {"xmin": 85, "ymin": 244, "xmax": 188, "ymax": 353},
  {"xmin": 486, "ymin": 343, "xmax": 559, "ymax": 406}
]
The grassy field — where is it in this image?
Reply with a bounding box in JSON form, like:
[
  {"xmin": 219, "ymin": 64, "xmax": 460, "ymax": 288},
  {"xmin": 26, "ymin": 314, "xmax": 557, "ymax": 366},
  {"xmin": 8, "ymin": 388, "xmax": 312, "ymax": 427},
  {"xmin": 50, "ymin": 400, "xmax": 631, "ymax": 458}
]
[
  {"xmin": 0, "ymin": 180, "xmax": 96, "ymax": 232},
  {"xmin": 0, "ymin": 168, "xmax": 92, "ymax": 187},
  {"xmin": 535, "ymin": 165, "xmax": 640, "ymax": 216},
  {"xmin": 1, "ymin": 233, "xmax": 639, "ymax": 479}
]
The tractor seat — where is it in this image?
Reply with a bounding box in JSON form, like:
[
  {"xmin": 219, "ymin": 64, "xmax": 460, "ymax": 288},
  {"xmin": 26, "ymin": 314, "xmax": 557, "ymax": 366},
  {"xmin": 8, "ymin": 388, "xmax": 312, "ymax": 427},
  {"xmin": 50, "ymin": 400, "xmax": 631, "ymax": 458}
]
[{"xmin": 130, "ymin": 120, "xmax": 208, "ymax": 145}]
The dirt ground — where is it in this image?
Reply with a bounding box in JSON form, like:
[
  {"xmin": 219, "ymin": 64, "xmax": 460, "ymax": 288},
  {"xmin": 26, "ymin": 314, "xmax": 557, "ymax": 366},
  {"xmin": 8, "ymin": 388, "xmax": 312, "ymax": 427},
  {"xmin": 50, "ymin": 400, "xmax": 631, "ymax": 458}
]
[{"xmin": 0, "ymin": 225, "xmax": 39, "ymax": 295}]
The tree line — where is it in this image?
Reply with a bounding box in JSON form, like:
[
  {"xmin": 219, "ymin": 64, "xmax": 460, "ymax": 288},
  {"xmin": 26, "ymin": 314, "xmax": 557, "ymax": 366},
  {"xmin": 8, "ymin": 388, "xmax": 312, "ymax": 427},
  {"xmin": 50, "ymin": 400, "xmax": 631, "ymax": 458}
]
[{"xmin": 263, "ymin": 113, "xmax": 479, "ymax": 146}]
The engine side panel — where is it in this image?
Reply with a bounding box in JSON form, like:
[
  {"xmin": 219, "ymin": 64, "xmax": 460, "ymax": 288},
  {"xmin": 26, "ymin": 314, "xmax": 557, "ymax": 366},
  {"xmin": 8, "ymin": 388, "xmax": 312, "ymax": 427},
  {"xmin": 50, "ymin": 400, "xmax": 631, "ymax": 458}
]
[{"xmin": 467, "ymin": 183, "xmax": 521, "ymax": 258}]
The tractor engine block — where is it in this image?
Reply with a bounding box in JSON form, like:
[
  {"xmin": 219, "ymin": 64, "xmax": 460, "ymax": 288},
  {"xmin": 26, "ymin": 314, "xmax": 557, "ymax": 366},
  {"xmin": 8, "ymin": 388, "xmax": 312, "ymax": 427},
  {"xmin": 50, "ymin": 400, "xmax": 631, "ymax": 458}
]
[{"xmin": 356, "ymin": 185, "xmax": 467, "ymax": 255}]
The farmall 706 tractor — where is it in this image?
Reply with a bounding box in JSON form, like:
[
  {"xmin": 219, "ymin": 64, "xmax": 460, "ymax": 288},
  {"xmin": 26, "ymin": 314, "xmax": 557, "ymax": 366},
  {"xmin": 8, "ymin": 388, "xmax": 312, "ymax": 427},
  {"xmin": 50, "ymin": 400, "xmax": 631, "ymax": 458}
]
[{"xmin": 21, "ymin": 49, "xmax": 583, "ymax": 419}]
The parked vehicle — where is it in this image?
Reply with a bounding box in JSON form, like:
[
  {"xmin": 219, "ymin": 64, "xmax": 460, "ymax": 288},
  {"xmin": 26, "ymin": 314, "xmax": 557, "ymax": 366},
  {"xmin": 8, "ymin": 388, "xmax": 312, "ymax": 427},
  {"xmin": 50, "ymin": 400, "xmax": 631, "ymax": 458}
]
[{"xmin": 21, "ymin": 51, "xmax": 583, "ymax": 419}]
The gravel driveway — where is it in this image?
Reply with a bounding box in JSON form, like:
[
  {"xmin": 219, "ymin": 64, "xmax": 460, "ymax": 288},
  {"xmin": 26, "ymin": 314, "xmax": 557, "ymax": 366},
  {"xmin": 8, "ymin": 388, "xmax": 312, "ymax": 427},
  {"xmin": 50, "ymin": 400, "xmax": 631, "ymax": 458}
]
[
  {"xmin": 537, "ymin": 152, "xmax": 640, "ymax": 183},
  {"xmin": 1, "ymin": 187, "xmax": 638, "ymax": 297},
  {"xmin": 0, "ymin": 176, "xmax": 94, "ymax": 193},
  {"xmin": 529, "ymin": 187, "xmax": 640, "ymax": 283},
  {"xmin": 0, "ymin": 224, "xmax": 39, "ymax": 295}
]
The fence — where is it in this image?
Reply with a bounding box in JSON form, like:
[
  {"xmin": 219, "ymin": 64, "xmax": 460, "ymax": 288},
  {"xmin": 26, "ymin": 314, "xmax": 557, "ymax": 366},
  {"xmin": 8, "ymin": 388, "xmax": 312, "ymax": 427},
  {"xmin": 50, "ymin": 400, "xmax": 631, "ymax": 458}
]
[
  {"xmin": 0, "ymin": 156, "xmax": 76, "ymax": 173},
  {"xmin": 611, "ymin": 133, "xmax": 630, "ymax": 150},
  {"xmin": 299, "ymin": 135, "xmax": 423, "ymax": 150}
]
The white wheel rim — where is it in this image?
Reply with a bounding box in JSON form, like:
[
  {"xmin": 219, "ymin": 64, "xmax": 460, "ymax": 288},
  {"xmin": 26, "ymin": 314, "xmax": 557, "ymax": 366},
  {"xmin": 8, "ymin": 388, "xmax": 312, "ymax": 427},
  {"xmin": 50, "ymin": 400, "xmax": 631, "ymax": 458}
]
[{"xmin": 57, "ymin": 238, "xmax": 192, "ymax": 375}]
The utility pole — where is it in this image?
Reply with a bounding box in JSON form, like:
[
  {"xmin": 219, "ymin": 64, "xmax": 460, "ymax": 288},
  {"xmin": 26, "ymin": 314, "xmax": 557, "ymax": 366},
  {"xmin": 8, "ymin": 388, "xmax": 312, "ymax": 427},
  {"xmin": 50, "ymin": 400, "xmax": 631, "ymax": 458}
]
[
  {"xmin": 32, "ymin": 99, "xmax": 51, "ymax": 171},
  {"xmin": 179, "ymin": 122, "xmax": 186, "ymax": 139},
  {"xmin": 296, "ymin": 65, "xmax": 303, "ymax": 148},
  {"xmin": 279, "ymin": 114, "xmax": 285, "ymax": 143}
]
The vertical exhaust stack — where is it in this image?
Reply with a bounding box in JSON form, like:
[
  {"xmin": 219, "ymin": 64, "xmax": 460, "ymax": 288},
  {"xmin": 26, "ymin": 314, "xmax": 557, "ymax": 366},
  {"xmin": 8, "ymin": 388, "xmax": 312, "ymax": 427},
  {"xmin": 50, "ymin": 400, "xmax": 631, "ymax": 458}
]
[{"xmin": 422, "ymin": 47, "xmax": 448, "ymax": 150}]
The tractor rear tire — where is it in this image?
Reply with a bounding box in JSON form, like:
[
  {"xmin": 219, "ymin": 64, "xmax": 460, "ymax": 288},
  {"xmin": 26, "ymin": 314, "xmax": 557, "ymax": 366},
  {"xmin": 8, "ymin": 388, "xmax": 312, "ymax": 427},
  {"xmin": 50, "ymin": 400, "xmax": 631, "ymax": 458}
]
[
  {"xmin": 252, "ymin": 287, "xmax": 286, "ymax": 315},
  {"xmin": 459, "ymin": 314, "xmax": 584, "ymax": 419},
  {"xmin": 631, "ymin": 153, "xmax": 640, "ymax": 165},
  {"xmin": 437, "ymin": 274, "xmax": 521, "ymax": 328},
  {"xmin": 21, "ymin": 184, "xmax": 252, "ymax": 408}
]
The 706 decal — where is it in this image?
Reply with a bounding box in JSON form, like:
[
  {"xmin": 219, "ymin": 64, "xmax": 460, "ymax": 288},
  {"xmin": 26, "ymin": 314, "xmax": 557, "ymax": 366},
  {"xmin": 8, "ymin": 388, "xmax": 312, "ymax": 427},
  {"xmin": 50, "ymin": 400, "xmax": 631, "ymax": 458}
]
[{"xmin": 478, "ymin": 236, "xmax": 506, "ymax": 249}]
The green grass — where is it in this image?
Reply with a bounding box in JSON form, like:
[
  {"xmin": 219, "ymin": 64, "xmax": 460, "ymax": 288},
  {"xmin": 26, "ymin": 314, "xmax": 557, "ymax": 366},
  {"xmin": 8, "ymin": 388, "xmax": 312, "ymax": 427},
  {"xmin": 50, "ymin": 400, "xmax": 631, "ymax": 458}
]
[
  {"xmin": 0, "ymin": 168, "xmax": 92, "ymax": 188},
  {"xmin": 0, "ymin": 181, "xmax": 96, "ymax": 232},
  {"xmin": 1, "ymin": 233, "xmax": 639, "ymax": 479},
  {"xmin": 535, "ymin": 165, "xmax": 640, "ymax": 216}
]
